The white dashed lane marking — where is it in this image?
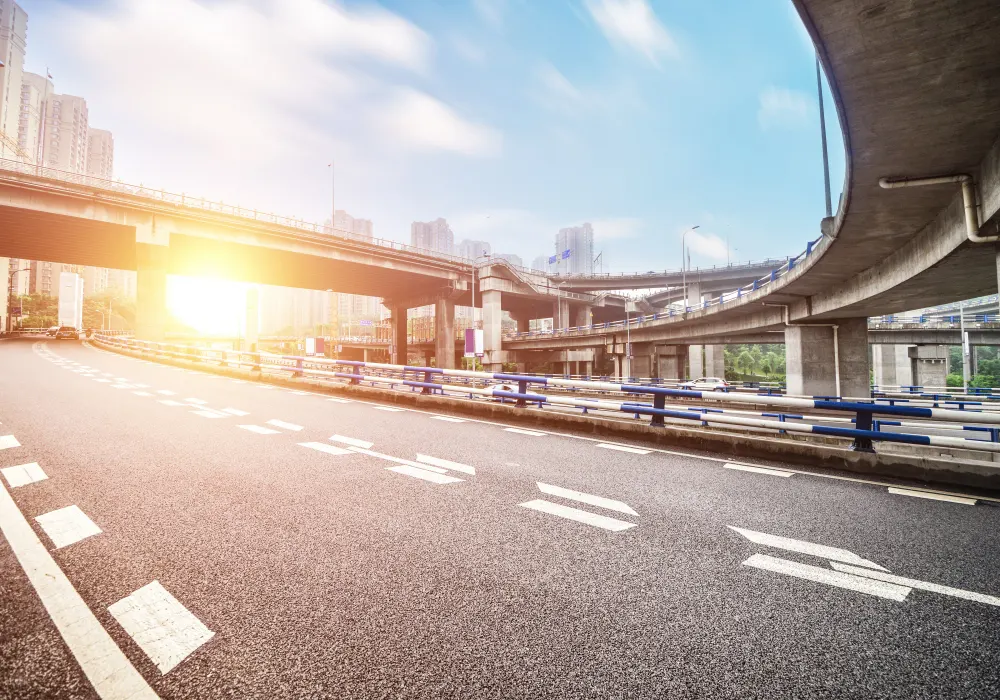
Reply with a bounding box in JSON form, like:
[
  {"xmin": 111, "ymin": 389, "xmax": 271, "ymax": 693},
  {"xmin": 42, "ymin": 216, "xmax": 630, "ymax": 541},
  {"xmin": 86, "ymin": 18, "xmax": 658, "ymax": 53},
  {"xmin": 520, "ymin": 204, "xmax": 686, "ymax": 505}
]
[
  {"xmin": 595, "ymin": 443, "xmax": 651, "ymax": 455},
  {"xmin": 327, "ymin": 397, "xmax": 351, "ymax": 404},
  {"xmin": 503, "ymin": 428, "xmax": 545, "ymax": 437},
  {"xmin": 185, "ymin": 398, "xmax": 208, "ymax": 405},
  {"xmin": 519, "ymin": 500, "xmax": 637, "ymax": 532},
  {"xmin": 0, "ymin": 435, "xmax": 21, "ymax": 450},
  {"xmin": 221, "ymin": 408, "xmax": 249, "ymax": 416},
  {"xmin": 1, "ymin": 462, "xmax": 48, "ymax": 488},
  {"xmin": 387, "ymin": 464, "xmax": 463, "ymax": 484},
  {"xmin": 156, "ymin": 390, "xmax": 176, "ymax": 396},
  {"xmin": 432, "ymin": 416, "xmax": 466, "ymax": 423},
  {"xmin": 35, "ymin": 506, "xmax": 103, "ymax": 549},
  {"xmin": 744, "ymin": 554, "xmax": 909, "ymax": 602},
  {"xmin": 373, "ymin": 406, "xmax": 406, "ymax": 412},
  {"xmin": 329, "ymin": 435, "xmax": 374, "ymax": 449},
  {"xmin": 415, "ymin": 454, "xmax": 476, "ymax": 475},
  {"xmin": 537, "ymin": 482, "xmax": 638, "ymax": 516},
  {"xmin": 724, "ymin": 463, "xmax": 794, "ymax": 478},
  {"xmin": 298, "ymin": 442, "xmax": 354, "ymax": 456},
  {"xmin": 133, "ymin": 391, "xmax": 154, "ymax": 397},
  {"xmin": 238, "ymin": 425, "xmax": 281, "ymax": 435},
  {"xmin": 192, "ymin": 410, "xmax": 224, "ymax": 419},
  {"xmin": 108, "ymin": 580, "xmax": 215, "ymax": 675},
  {"xmin": 266, "ymin": 419, "xmax": 303, "ymax": 432},
  {"xmin": 887, "ymin": 487, "xmax": 976, "ymax": 505}
]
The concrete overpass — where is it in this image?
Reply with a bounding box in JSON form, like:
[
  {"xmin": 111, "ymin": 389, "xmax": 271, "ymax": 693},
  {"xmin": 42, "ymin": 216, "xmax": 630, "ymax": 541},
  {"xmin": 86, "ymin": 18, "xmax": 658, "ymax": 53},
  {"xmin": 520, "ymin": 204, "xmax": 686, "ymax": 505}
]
[{"xmin": 547, "ymin": 259, "xmax": 783, "ymax": 292}]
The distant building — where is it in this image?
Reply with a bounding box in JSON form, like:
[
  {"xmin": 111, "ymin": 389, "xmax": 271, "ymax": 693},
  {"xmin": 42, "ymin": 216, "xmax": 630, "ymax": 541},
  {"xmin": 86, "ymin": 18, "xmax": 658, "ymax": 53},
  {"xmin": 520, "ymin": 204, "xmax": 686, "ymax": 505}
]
[
  {"xmin": 531, "ymin": 255, "xmax": 549, "ymax": 273},
  {"xmin": 86, "ymin": 128, "xmax": 113, "ymax": 179},
  {"xmin": 0, "ymin": 0, "xmax": 27, "ymax": 160},
  {"xmin": 495, "ymin": 253, "xmax": 523, "ymax": 268},
  {"xmin": 7, "ymin": 257, "xmax": 30, "ymax": 295},
  {"xmin": 456, "ymin": 239, "xmax": 491, "ymax": 260},
  {"xmin": 106, "ymin": 269, "xmax": 136, "ymax": 299},
  {"xmin": 17, "ymin": 72, "xmax": 51, "ymax": 163},
  {"xmin": 30, "ymin": 260, "xmax": 77, "ymax": 297},
  {"xmin": 411, "ymin": 218, "xmax": 453, "ymax": 255},
  {"xmin": 41, "ymin": 93, "xmax": 89, "ymax": 172},
  {"xmin": 81, "ymin": 266, "xmax": 109, "ymax": 295},
  {"xmin": 554, "ymin": 223, "xmax": 594, "ymax": 275},
  {"xmin": 332, "ymin": 209, "xmax": 373, "ymax": 239}
]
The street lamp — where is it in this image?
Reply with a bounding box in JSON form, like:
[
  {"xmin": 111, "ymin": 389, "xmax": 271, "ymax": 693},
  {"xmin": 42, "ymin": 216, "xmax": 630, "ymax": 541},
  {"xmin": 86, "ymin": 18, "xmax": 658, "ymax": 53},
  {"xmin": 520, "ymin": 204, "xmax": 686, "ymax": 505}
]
[
  {"xmin": 681, "ymin": 225, "xmax": 700, "ymax": 313},
  {"xmin": 5, "ymin": 265, "xmax": 30, "ymax": 332}
]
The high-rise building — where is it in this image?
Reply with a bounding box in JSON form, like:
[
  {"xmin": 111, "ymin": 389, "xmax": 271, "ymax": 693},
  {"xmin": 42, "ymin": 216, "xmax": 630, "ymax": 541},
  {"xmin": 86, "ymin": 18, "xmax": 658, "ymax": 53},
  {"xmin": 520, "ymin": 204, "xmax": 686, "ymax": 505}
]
[
  {"xmin": 456, "ymin": 239, "xmax": 491, "ymax": 260},
  {"xmin": 81, "ymin": 266, "xmax": 109, "ymax": 295},
  {"xmin": 8, "ymin": 257, "xmax": 30, "ymax": 295},
  {"xmin": 332, "ymin": 210, "xmax": 374, "ymax": 239},
  {"xmin": 495, "ymin": 253, "xmax": 523, "ymax": 268},
  {"xmin": 531, "ymin": 255, "xmax": 549, "ymax": 273},
  {"xmin": 0, "ymin": 0, "xmax": 26, "ymax": 160},
  {"xmin": 18, "ymin": 72, "xmax": 50, "ymax": 163},
  {"xmin": 30, "ymin": 260, "xmax": 77, "ymax": 297},
  {"xmin": 411, "ymin": 218, "xmax": 453, "ymax": 255},
  {"xmin": 554, "ymin": 223, "xmax": 594, "ymax": 275},
  {"xmin": 106, "ymin": 269, "xmax": 136, "ymax": 299},
  {"xmin": 86, "ymin": 128, "xmax": 113, "ymax": 179},
  {"xmin": 42, "ymin": 93, "xmax": 88, "ymax": 172}
]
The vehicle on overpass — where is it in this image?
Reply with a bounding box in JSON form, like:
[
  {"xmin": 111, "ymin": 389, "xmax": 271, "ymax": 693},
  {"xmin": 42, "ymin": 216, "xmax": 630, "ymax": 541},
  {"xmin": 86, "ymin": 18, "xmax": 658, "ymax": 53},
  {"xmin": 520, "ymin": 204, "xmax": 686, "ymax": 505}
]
[{"xmin": 679, "ymin": 377, "xmax": 730, "ymax": 391}]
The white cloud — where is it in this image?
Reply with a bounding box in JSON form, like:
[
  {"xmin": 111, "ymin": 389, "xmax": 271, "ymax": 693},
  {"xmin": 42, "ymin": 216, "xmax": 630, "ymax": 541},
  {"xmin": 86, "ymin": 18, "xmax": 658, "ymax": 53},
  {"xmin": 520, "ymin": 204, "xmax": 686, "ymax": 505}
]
[
  {"xmin": 585, "ymin": 0, "xmax": 678, "ymax": 67},
  {"xmin": 684, "ymin": 229, "xmax": 728, "ymax": 261},
  {"xmin": 473, "ymin": 0, "xmax": 507, "ymax": 29},
  {"xmin": 535, "ymin": 63, "xmax": 584, "ymax": 111},
  {"xmin": 379, "ymin": 89, "xmax": 502, "ymax": 157},
  {"xmin": 592, "ymin": 217, "xmax": 643, "ymax": 241},
  {"xmin": 451, "ymin": 34, "xmax": 487, "ymax": 63},
  {"xmin": 757, "ymin": 86, "xmax": 811, "ymax": 130}
]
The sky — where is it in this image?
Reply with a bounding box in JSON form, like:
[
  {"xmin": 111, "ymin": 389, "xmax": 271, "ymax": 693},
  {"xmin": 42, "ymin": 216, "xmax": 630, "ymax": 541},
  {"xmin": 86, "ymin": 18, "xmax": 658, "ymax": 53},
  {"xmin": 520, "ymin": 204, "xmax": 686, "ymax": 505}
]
[{"xmin": 19, "ymin": 0, "xmax": 845, "ymax": 273}]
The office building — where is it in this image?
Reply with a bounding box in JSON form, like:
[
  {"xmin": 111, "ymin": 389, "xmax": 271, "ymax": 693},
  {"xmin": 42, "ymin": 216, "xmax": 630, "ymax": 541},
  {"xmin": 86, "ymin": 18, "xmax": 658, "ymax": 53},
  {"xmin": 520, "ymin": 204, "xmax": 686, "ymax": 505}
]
[
  {"xmin": 86, "ymin": 128, "xmax": 113, "ymax": 179},
  {"xmin": 0, "ymin": 0, "xmax": 26, "ymax": 160},
  {"xmin": 30, "ymin": 260, "xmax": 77, "ymax": 297},
  {"xmin": 531, "ymin": 255, "xmax": 549, "ymax": 273},
  {"xmin": 107, "ymin": 269, "xmax": 136, "ymax": 299},
  {"xmin": 554, "ymin": 223, "xmax": 594, "ymax": 275},
  {"xmin": 495, "ymin": 253, "xmax": 523, "ymax": 268},
  {"xmin": 81, "ymin": 266, "xmax": 109, "ymax": 295},
  {"xmin": 41, "ymin": 92, "xmax": 88, "ymax": 172},
  {"xmin": 18, "ymin": 72, "xmax": 50, "ymax": 163},
  {"xmin": 332, "ymin": 210, "xmax": 373, "ymax": 239},
  {"xmin": 7, "ymin": 257, "xmax": 30, "ymax": 295},
  {"xmin": 411, "ymin": 218, "xmax": 453, "ymax": 255},
  {"xmin": 456, "ymin": 239, "xmax": 491, "ymax": 260}
]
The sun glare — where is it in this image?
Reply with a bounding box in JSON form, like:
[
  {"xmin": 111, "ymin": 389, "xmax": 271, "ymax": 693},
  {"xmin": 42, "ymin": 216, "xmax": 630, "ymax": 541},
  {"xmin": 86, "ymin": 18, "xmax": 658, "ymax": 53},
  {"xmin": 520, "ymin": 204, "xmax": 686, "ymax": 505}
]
[{"xmin": 166, "ymin": 276, "xmax": 253, "ymax": 336}]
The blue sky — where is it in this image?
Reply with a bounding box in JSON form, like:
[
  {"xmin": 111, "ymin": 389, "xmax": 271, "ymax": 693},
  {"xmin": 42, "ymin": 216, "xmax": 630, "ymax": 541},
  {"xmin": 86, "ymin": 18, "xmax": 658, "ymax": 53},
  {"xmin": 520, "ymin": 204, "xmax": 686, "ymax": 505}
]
[{"xmin": 21, "ymin": 0, "xmax": 844, "ymax": 273}]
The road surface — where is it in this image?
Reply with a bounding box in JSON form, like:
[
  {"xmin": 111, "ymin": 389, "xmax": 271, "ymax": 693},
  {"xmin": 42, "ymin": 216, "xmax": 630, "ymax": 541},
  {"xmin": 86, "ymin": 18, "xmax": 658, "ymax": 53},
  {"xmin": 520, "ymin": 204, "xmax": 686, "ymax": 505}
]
[{"xmin": 1, "ymin": 339, "xmax": 999, "ymax": 699}]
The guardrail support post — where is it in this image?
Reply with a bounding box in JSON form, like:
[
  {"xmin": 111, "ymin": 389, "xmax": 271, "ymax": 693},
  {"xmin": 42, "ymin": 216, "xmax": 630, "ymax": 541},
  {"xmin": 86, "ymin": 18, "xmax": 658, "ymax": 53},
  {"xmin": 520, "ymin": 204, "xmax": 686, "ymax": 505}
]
[
  {"xmin": 516, "ymin": 380, "xmax": 528, "ymax": 407},
  {"xmin": 422, "ymin": 370, "xmax": 433, "ymax": 394},
  {"xmin": 293, "ymin": 358, "xmax": 304, "ymax": 378},
  {"xmin": 851, "ymin": 410, "xmax": 876, "ymax": 452},
  {"xmin": 251, "ymin": 352, "xmax": 262, "ymax": 373},
  {"xmin": 351, "ymin": 366, "xmax": 362, "ymax": 385},
  {"xmin": 650, "ymin": 394, "xmax": 666, "ymax": 427}
]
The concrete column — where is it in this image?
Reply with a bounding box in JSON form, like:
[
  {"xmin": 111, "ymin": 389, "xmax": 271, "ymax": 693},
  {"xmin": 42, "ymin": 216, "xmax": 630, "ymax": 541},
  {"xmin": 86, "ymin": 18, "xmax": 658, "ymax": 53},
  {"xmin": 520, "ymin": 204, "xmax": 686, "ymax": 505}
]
[
  {"xmin": 581, "ymin": 360, "xmax": 593, "ymax": 377},
  {"xmin": 631, "ymin": 343, "xmax": 652, "ymax": 378},
  {"xmin": 704, "ymin": 345, "xmax": 725, "ymax": 378},
  {"xmin": 572, "ymin": 303, "xmax": 592, "ymax": 328},
  {"xmin": 612, "ymin": 354, "xmax": 621, "ymax": 380},
  {"xmin": 245, "ymin": 287, "xmax": 259, "ymax": 352},
  {"xmin": 553, "ymin": 297, "xmax": 570, "ymax": 330},
  {"xmin": 656, "ymin": 346, "xmax": 683, "ymax": 380},
  {"xmin": 391, "ymin": 307, "xmax": 408, "ymax": 365},
  {"xmin": 687, "ymin": 282, "xmax": 702, "ymax": 311},
  {"xmin": 785, "ymin": 318, "xmax": 869, "ymax": 398},
  {"xmin": 135, "ymin": 242, "xmax": 168, "ymax": 341},
  {"xmin": 434, "ymin": 298, "xmax": 456, "ymax": 369},
  {"xmin": 688, "ymin": 345, "xmax": 704, "ymax": 379},
  {"xmin": 909, "ymin": 345, "xmax": 949, "ymax": 388},
  {"xmin": 514, "ymin": 315, "xmax": 530, "ymax": 334},
  {"xmin": 873, "ymin": 344, "xmax": 913, "ymax": 388},
  {"xmin": 482, "ymin": 289, "xmax": 504, "ymax": 371}
]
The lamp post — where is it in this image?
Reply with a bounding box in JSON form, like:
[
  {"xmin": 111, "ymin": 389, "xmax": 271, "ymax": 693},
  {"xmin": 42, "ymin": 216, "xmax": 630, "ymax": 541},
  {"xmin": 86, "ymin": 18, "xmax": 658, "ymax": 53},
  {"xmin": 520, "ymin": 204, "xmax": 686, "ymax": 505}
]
[
  {"xmin": 681, "ymin": 225, "xmax": 700, "ymax": 312},
  {"xmin": 5, "ymin": 265, "xmax": 29, "ymax": 333}
]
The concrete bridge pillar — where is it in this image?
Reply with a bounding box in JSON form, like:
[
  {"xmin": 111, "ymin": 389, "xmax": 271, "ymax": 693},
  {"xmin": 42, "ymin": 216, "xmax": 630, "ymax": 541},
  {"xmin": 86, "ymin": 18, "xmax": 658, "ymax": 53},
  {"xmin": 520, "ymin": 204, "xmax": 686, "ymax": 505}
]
[
  {"xmin": 909, "ymin": 345, "xmax": 949, "ymax": 389},
  {"xmin": 872, "ymin": 344, "xmax": 913, "ymax": 388},
  {"xmin": 688, "ymin": 346, "xmax": 704, "ymax": 379},
  {"xmin": 135, "ymin": 242, "xmax": 168, "ymax": 342},
  {"xmin": 434, "ymin": 298, "xmax": 456, "ymax": 369},
  {"xmin": 390, "ymin": 307, "xmax": 408, "ymax": 365},
  {"xmin": 581, "ymin": 360, "xmax": 593, "ymax": 377},
  {"xmin": 704, "ymin": 345, "xmax": 725, "ymax": 378},
  {"xmin": 553, "ymin": 297, "xmax": 570, "ymax": 330},
  {"xmin": 513, "ymin": 315, "xmax": 530, "ymax": 334},
  {"xmin": 572, "ymin": 303, "xmax": 592, "ymax": 328},
  {"xmin": 655, "ymin": 346, "xmax": 683, "ymax": 380},
  {"xmin": 785, "ymin": 318, "xmax": 869, "ymax": 398},
  {"xmin": 631, "ymin": 343, "xmax": 653, "ymax": 378},
  {"xmin": 482, "ymin": 289, "xmax": 504, "ymax": 371}
]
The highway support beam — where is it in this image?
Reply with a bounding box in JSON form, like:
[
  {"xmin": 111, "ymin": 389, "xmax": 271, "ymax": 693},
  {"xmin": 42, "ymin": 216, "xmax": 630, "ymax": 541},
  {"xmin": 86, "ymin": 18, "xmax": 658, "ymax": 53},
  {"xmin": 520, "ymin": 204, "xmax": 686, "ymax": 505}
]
[
  {"xmin": 785, "ymin": 318, "xmax": 869, "ymax": 398},
  {"xmin": 391, "ymin": 307, "xmax": 408, "ymax": 366},
  {"xmin": 434, "ymin": 297, "xmax": 456, "ymax": 369},
  {"xmin": 909, "ymin": 345, "xmax": 949, "ymax": 389},
  {"xmin": 135, "ymin": 242, "xmax": 168, "ymax": 342},
  {"xmin": 482, "ymin": 289, "xmax": 505, "ymax": 372},
  {"xmin": 704, "ymin": 345, "xmax": 725, "ymax": 378}
]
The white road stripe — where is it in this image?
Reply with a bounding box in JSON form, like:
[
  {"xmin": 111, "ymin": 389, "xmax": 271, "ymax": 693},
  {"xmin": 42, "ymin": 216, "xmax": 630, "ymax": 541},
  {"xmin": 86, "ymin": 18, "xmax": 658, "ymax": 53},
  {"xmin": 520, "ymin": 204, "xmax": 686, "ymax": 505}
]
[
  {"xmin": 132, "ymin": 383, "xmax": 150, "ymax": 388},
  {"xmin": 595, "ymin": 443, "xmax": 651, "ymax": 455},
  {"xmin": 256, "ymin": 385, "xmax": 275, "ymax": 390},
  {"xmin": 0, "ymin": 435, "xmax": 21, "ymax": 450},
  {"xmin": 155, "ymin": 390, "xmax": 176, "ymax": 395},
  {"xmin": 185, "ymin": 398, "xmax": 208, "ymax": 405},
  {"xmin": 329, "ymin": 435, "xmax": 374, "ymax": 449},
  {"xmin": 108, "ymin": 580, "xmax": 215, "ymax": 675},
  {"xmin": 158, "ymin": 399, "xmax": 186, "ymax": 407},
  {"xmin": 387, "ymin": 465, "xmax": 464, "ymax": 484},
  {"xmin": 0, "ymin": 480, "xmax": 157, "ymax": 699},
  {"xmin": 327, "ymin": 397, "xmax": 351, "ymax": 403},
  {"xmin": 519, "ymin": 499, "xmax": 637, "ymax": 532},
  {"xmin": 373, "ymin": 406, "xmax": 405, "ymax": 412},
  {"xmin": 887, "ymin": 487, "xmax": 976, "ymax": 505},
  {"xmin": 289, "ymin": 390, "xmax": 312, "ymax": 395},
  {"xmin": 298, "ymin": 442, "xmax": 354, "ymax": 456},
  {"xmin": 111, "ymin": 384, "xmax": 135, "ymax": 389},
  {"xmin": 504, "ymin": 428, "xmax": 546, "ymax": 436},
  {"xmin": 35, "ymin": 505, "xmax": 103, "ymax": 549},
  {"xmin": 729, "ymin": 526, "xmax": 888, "ymax": 571},
  {"xmin": 724, "ymin": 463, "xmax": 794, "ymax": 478},
  {"xmin": 2, "ymin": 462, "xmax": 48, "ymax": 488},
  {"xmin": 267, "ymin": 419, "xmax": 304, "ymax": 431},
  {"xmin": 191, "ymin": 410, "xmax": 224, "ymax": 419},
  {"xmin": 94, "ymin": 378, "xmax": 111, "ymax": 383},
  {"xmin": 416, "ymin": 454, "xmax": 476, "ymax": 475},
  {"xmin": 744, "ymin": 554, "xmax": 910, "ymax": 602},
  {"xmin": 432, "ymin": 415, "xmax": 466, "ymax": 423},
  {"xmin": 346, "ymin": 447, "xmax": 449, "ymax": 473},
  {"xmin": 133, "ymin": 391, "xmax": 154, "ymax": 397},
  {"xmin": 221, "ymin": 408, "xmax": 249, "ymax": 416},
  {"xmin": 537, "ymin": 482, "xmax": 638, "ymax": 516},
  {"xmin": 238, "ymin": 424, "xmax": 280, "ymax": 435},
  {"xmin": 829, "ymin": 562, "xmax": 1000, "ymax": 606}
]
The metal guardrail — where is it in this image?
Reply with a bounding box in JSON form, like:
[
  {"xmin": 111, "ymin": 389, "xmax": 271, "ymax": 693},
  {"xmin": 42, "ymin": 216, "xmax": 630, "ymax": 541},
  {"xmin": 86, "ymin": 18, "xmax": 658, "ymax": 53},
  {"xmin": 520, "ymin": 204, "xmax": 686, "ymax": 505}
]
[{"xmin": 93, "ymin": 334, "xmax": 1000, "ymax": 455}]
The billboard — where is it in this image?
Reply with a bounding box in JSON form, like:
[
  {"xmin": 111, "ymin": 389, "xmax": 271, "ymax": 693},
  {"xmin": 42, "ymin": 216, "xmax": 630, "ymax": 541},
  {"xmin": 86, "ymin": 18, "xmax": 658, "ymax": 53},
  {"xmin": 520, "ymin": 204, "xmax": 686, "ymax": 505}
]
[
  {"xmin": 57, "ymin": 272, "xmax": 84, "ymax": 329},
  {"xmin": 464, "ymin": 328, "xmax": 484, "ymax": 358}
]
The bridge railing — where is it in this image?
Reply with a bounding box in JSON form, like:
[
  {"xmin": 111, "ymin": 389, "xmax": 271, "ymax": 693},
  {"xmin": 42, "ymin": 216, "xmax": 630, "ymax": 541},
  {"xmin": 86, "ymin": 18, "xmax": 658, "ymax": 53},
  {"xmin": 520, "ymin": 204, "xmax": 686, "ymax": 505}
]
[
  {"xmin": 93, "ymin": 334, "xmax": 1000, "ymax": 456},
  {"xmin": 548, "ymin": 258, "xmax": 788, "ymax": 281}
]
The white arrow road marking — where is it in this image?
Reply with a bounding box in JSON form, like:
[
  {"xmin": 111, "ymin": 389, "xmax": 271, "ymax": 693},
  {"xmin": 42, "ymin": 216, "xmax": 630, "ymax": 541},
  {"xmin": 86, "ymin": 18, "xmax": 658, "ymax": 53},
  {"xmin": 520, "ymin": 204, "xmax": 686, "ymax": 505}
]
[
  {"xmin": 109, "ymin": 580, "xmax": 214, "ymax": 675},
  {"xmin": 729, "ymin": 526, "xmax": 888, "ymax": 571},
  {"xmin": 267, "ymin": 419, "xmax": 303, "ymax": 431},
  {"xmin": 298, "ymin": 442, "xmax": 354, "ymax": 456},
  {"xmin": 743, "ymin": 554, "xmax": 910, "ymax": 602},
  {"xmin": 221, "ymin": 408, "xmax": 249, "ymax": 416},
  {"xmin": 519, "ymin": 499, "xmax": 637, "ymax": 532},
  {"xmin": 887, "ymin": 487, "xmax": 976, "ymax": 505},
  {"xmin": 156, "ymin": 390, "xmax": 176, "ymax": 395},
  {"xmin": 504, "ymin": 427, "xmax": 545, "ymax": 436},
  {"xmin": 35, "ymin": 506, "xmax": 103, "ymax": 549},
  {"xmin": 724, "ymin": 463, "xmax": 794, "ymax": 478},
  {"xmin": 537, "ymin": 482, "xmax": 638, "ymax": 516},
  {"xmin": 2, "ymin": 463, "xmax": 47, "ymax": 488},
  {"xmin": 829, "ymin": 562, "xmax": 1000, "ymax": 607},
  {"xmin": 0, "ymin": 435, "xmax": 21, "ymax": 450},
  {"xmin": 238, "ymin": 425, "xmax": 281, "ymax": 435},
  {"xmin": 416, "ymin": 454, "xmax": 476, "ymax": 475},
  {"xmin": 432, "ymin": 416, "xmax": 466, "ymax": 423},
  {"xmin": 329, "ymin": 435, "xmax": 374, "ymax": 449},
  {"xmin": 387, "ymin": 465, "xmax": 464, "ymax": 484},
  {"xmin": 595, "ymin": 443, "xmax": 651, "ymax": 455}
]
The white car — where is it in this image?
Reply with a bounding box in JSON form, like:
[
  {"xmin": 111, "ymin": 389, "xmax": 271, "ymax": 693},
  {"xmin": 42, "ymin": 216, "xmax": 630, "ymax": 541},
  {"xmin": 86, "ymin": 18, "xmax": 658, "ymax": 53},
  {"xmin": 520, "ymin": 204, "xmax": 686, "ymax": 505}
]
[{"xmin": 679, "ymin": 377, "xmax": 730, "ymax": 391}]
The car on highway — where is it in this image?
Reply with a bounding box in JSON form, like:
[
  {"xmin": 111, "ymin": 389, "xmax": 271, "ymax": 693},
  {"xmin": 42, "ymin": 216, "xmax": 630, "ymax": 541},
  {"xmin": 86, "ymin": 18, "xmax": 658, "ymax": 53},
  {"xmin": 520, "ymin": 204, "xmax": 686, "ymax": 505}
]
[
  {"xmin": 54, "ymin": 326, "xmax": 80, "ymax": 340},
  {"xmin": 46, "ymin": 326, "xmax": 59, "ymax": 336},
  {"xmin": 679, "ymin": 376, "xmax": 730, "ymax": 391}
]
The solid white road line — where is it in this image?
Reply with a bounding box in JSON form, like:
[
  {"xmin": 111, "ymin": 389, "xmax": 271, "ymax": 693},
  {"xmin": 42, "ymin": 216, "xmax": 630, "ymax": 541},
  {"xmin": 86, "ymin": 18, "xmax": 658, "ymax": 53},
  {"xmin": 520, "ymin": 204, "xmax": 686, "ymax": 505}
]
[
  {"xmin": 158, "ymin": 400, "xmax": 186, "ymax": 407},
  {"xmin": 108, "ymin": 580, "xmax": 215, "ymax": 675},
  {"xmin": 35, "ymin": 505, "xmax": 103, "ymax": 549},
  {"xmin": 267, "ymin": 419, "xmax": 303, "ymax": 431},
  {"xmin": 416, "ymin": 454, "xmax": 476, "ymax": 475},
  {"xmin": 432, "ymin": 416, "xmax": 466, "ymax": 423},
  {"xmin": 387, "ymin": 465, "xmax": 463, "ymax": 484},
  {"xmin": 221, "ymin": 408, "xmax": 249, "ymax": 416},
  {"xmin": 595, "ymin": 443, "xmax": 651, "ymax": 455},
  {"xmin": 329, "ymin": 435, "xmax": 374, "ymax": 449},
  {"xmin": 729, "ymin": 526, "xmax": 888, "ymax": 571},
  {"xmin": 503, "ymin": 427, "xmax": 546, "ymax": 436},
  {"xmin": 724, "ymin": 463, "xmax": 794, "ymax": 478},
  {"xmin": 373, "ymin": 406, "xmax": 405, "ymax": 412},
  {"xmin": 289, "ymin": 390, "xmax": 311, "ymax": 395},
  {"xmin": 1, "ymin": 462, "xmax": 48, "ymax": 488},
  {"xmin": 256, "ymin": 385, "xmax": 275, "ymax": 390},
  {"xmin": 744, "ymin": 554, "xmax": 910, "ymax": 602},
  {"xmin": 185, "ymin": 398, "xmax": 208, "ymax": 405},
  {"xmin": 829, "ymin": 562, "xmax": 1000, "ymax": 606},
  {"xmin": 887, "ymin": 487, "xmax": 977, "ymax": 505},
  {"xmin": 327, "ymin": 397, "xmax": 351, "ymax": 403},
  {"xmin": 238, "ymin": 425, "xmax": 281, "ymax": 435},
  {"xmin": 298, "ymin": 442, "xmax": 354, "ymax": 456},
  {"xmin": 155, "ymin": 390, "xmax": 176, "ymax": 395},
  {"xmin": 519, "ymin": 499, "xmax": 637, "ymax": 532},
  {"xmin": 0, "ymin": 435, "xmax": 21, "ymax": 450},
  {"xmin": 536, "ymin": 482, "xmax": 638, "ymax": 516},
  {"xmin": 191, "ymin": 410, "xmax": 224, "ymax": 419},
  {"xmin": 0, "ymin": 481, "xmax": 157, "ymax": 699}
]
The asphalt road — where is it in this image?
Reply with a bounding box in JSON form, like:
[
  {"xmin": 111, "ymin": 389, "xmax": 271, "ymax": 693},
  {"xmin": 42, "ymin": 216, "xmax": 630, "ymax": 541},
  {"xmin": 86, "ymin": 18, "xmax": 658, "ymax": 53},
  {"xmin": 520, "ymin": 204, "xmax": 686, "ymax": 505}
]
[{"xmin": 2, "ymin": 338, "xmax": 1000, "ymax": 699}]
